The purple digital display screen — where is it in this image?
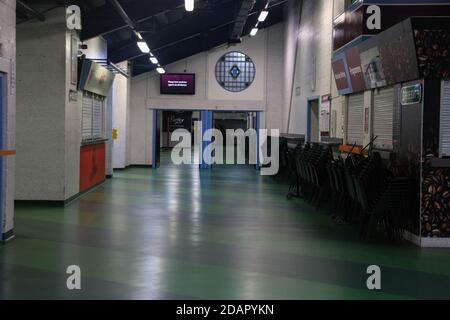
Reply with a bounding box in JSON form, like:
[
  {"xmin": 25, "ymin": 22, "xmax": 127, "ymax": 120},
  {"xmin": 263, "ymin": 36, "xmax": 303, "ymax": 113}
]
[{"xmin": 160, "ymin": 73, "xmax": 196, "ymax": 95}]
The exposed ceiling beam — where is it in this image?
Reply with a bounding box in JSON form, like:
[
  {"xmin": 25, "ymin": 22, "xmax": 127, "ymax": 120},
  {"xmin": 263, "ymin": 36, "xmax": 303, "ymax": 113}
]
[
  {"xmin": 230, "ymin": 0, "xmax": 256, "ymax": 42},
  {"xmin": 108, "ymin": 0, "xmax": 140, "ymax": 39},
  {"xmin": 80, "ymin": 0, "xmax": 186, "ymax": 41},
  {"xmin": 130, "ymin": 1, "xmax": 285, "ymax": 76},
  {"xmin": 109, "ymin": 0, "xmax": 238, "ymax": 63},
  {"xmin": 17, "ymin": 0, "xmax": 46, "ymax": 21}
]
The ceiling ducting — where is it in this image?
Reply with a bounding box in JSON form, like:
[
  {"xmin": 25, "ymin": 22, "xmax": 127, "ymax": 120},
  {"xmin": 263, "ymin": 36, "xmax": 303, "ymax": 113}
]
[{"xmin": 229, "ymin": 0, "xmax": 256, "ymax": 43}]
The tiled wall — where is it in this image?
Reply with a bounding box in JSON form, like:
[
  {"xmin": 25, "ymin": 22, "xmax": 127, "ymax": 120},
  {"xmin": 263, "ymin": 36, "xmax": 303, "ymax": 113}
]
[{"xmin": 0, "ymin": 0, "xmax": 16, "ymax": 238}]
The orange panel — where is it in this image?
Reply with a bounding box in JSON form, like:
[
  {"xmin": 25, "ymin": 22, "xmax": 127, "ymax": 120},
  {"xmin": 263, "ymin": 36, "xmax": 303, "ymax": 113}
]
[
  {"xmin": 339, "ymin": 144, "xmax": 363, "ymax": 155},
  {"xmin": 80, "ymin": 143, "xmax": 106, "ymax": 192},
  {"xmin": 0, "ymin": 150, "xmax": 16, "ymax": 156}
]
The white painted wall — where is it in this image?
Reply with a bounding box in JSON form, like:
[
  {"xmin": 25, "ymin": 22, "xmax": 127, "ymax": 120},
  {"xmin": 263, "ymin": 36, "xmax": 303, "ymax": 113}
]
[
  {"xmin": 0, "ymin": 0, "xmax": 16, "ymax": 238},
  {"xmin": 282, "ymin": 0, "xmax": 302, "ymax": 133},
  {"xmin": 16, "ymin": 8, "xmax": 110, "ymax": 201},
  {"xmin": 129, "ymin": 24, "xmax": 285, "ymax": 165},
  {"xmin": 284, "ymin": 0, "xmax": 345, "ymax": 139},
  {"xmin": 112, "ymin": 61, "xmax": 131, "ymax": 169},
  {"xmin": 288, "ymin": 0, "xmax": 334, "ymax": 135},
  {"xmin": 64, "ymin": 29, "xmax": 81, "ymax": 200},
  {"xmin": 16, "ymin": 8, "xmax": 68, "ymax": 201},
  {"xmin": 83, "ymin": 37, "xmax": 107, "ymax": 60}
]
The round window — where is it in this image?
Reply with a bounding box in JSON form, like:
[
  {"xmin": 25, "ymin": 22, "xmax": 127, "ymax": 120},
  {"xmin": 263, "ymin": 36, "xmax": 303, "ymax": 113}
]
[{"xmin": 215, "ymin": 51, "xmax": 256, "ymax": 92}]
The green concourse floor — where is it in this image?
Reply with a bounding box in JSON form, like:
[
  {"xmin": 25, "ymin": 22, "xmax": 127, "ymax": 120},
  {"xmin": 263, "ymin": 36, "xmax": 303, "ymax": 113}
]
[{"xmin": 1, "ymin": 158, "xmax": 450, "ymax": 299}]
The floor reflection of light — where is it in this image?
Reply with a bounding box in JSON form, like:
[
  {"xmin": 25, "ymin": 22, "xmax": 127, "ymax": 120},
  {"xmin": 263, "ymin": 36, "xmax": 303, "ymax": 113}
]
[
  {"xmin": 132, "ymin": 254, "xmax": 166, "ymax": 299},
  {"xmin": 164, "ymin": 163, "xmax": 182, "ymax": 240},
  {"xmin": 190, "ymin": 166, "xmax": 202, "ymax": 243}
]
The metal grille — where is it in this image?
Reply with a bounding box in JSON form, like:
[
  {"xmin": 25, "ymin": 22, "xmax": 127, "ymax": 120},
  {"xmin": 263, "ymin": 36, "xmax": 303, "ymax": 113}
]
[
  {"xmin": 440, "ymin": 81, "xmax": 450, "ymax": 157},
  {"xmin": 347, "ymin": 93, "xmax": 365, "ymax": 146},
  {"xmin": 82, "ymin": 91, "xmax": 105, "ymax": 143},
  {"xmin": 215, "ymin": 51, "xmax": 256, "ymax": 92},
  {"xmin": 373, "ymin": 86, "xmax": 395, "ymax": 150}
]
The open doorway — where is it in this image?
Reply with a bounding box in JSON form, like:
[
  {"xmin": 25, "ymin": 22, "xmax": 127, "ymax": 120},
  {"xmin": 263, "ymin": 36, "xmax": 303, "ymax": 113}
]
[
  {"xmin": 308, "ymin": 98, "xmax": 320, "ymax": 143},
  {"xmin": 153, "ymin": 110, "xmax": 199, "ymax": 168},
  {"xmin": 152, "ymin": 110, "xmax": 260, "ymax": 169},
  {"xmin": 213, "ymin": 111, "xmax": 259, "ymax": 166}
]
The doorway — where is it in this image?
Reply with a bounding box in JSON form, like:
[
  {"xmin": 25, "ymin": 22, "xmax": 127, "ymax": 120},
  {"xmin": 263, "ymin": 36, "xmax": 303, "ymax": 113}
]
[
  {"xmin": 153, "ymin": 110, "xmax": 198, "ymax": 168},
  {"xmin": 152, "ymin": 110, "xmax": 261, "ymax": 169},
  {"xmin": 213, "ymin": 111, "xmax": 249, "ymax": 165},
  {"xmin": 308, "ymin": 97, "xmax": 320, "ymax": 143}
]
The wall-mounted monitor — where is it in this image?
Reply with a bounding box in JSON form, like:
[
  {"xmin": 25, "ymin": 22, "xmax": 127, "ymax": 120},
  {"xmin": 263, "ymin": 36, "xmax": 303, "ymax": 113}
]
[{"xmin": 160, "ymin": 73, "xmax": 196, "ymax": 95}]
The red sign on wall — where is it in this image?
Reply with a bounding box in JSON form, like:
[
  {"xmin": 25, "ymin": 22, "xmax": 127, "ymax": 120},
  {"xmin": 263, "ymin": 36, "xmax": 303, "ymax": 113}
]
[
  {"xmin": 346, "ymin": 46, "xmax": 366, "ymax": 93},
  {"xmin": 332, "ymin": 59, "xmax": 350, "ymax": 91}
]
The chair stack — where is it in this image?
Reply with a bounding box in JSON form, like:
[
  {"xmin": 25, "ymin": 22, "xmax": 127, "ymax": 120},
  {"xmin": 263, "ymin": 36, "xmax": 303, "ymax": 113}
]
[{"xmin": 286, "ymin": 145, "xmax": 414, "ymax": 242}]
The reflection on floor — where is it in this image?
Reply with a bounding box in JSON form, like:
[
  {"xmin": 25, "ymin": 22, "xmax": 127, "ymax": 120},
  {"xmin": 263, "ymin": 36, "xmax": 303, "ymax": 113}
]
[{"xmin": 2, "ymin": 156, "xmax": 450, "ymax": 299}]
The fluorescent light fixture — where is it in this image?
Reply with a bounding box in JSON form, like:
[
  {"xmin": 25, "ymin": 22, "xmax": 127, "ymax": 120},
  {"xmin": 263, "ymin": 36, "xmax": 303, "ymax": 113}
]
[
  {"xmin": 185, "ymin": 0, "xmax": 194, "ymax": 11},
  {"xmin": 250, "ymin": 28, "xmax": 258, "ymax": 37},
  {"xmin": 156, "ymin": 67, "xmax": 166, "ymax": 74},
  {"xmin": 136, "ymin": 32, "xmax": 143, "ymax": 40},
  {"xmin": 137, "ymin": 41, "xmax": 150, "ymax": 53},
  {"xmin": 150, "ymin": 56, "xmax": 159, "ymax": 64},
  {"xmin": 258, "ymin": 10, "xmax": 269, "ymax": 22}
]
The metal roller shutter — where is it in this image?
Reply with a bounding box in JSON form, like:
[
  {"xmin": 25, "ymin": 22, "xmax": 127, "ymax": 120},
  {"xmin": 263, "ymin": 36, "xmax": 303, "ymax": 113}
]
[
  {"xmin": 440, "ymin": 81, "xmax": 450, "ymax": 157},
  {"xmin": 82, "ymin": 92, "xmax": 93, "ymax": 142},
  {"xmin": 373, "ymin": 86, "xmax": 395, "ymax": 150},
  {"xmin": 82, "ymin": 91, "xmax": 105, "ymax": 143},
  {"xmin": 347, "ymin": 93, "xmax": 364, "ymax": 146},
  {"xmin": 92, "ymin": 95, "xmax": 105, "ymax": 140}
]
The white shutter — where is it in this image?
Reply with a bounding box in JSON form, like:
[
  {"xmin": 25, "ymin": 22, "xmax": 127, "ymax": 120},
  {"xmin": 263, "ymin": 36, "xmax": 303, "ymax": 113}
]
[
  {"xmin": 440, "ymin": 81, "xmax": 450, "ymax": 157},
  {"xmin": 373, "ymin": 86, "xmax": 395, "ymax": 150},
  {"xmin": 82, "ymin": 92, "xmax": 105, "ymax": 142},
  {"xmin": 92, "ymin": 95, "xmax": 104, "ymax": 140},
  {"xmin": 347, "ymin": 93, "xmax": 364, "ymax": 146},
  {"xmin": 82, "ymin": 92, "xmax": 93, "ymax": 141}
]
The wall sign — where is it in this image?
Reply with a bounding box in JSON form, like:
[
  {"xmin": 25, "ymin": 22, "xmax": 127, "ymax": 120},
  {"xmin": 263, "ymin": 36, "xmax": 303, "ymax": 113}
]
[
  {"xmin": 401, "ymin": 84, "xmax": 422, "ymax": 106},
  {"xmin": 320, "ymin": 94, "xmax": 331, "ymax": 136},
  {"xmin": 345, "ymin": 46, "xmax": 366, "ymax": 93},
  {"xmin": 160, "ymin": 73, "xmax": 196, "ymax": 95},
  {"xmin": 79, "ymin": 60, "xmax": 115, "ymax": 96},
  {"xmin": 69, "ymin": 89, "xmax": 78, "ymax": 102},
  {"xmin": 332, "ymin": 58, "xmax": 350, "ymax": 93},
  {"xmin": 333, "ymin": 2, "xmax": 450, "ymax": 52}
]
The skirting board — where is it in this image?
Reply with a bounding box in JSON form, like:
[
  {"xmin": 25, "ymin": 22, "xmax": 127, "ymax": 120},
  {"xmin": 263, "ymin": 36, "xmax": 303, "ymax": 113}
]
[
  {"xmin": 403, "ymin": 231, "xmax": 450, "ymax": 248},
  {"xmin": 15, "ymin": 180, "xmax": 106, "ymax": 208},
  {"xmin": 2, "ymin": 229, "xmax": 15, "ymax": 243}
]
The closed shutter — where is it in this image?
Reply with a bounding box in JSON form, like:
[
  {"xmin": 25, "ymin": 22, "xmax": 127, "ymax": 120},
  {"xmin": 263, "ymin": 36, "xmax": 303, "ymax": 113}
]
[
  {"xmin": 82, "ymin": 92, "xmax": 93, "ymax": 142},
  {"xmin": 92, "ymin": 95, "xmax": 105, "ymax": 140},
  {"xmin": 82, "ymin": 91, "xmax": 105, "ymax": 143},
  {"xmin": 373, "ymin": 86, "xmax": 395, "ymax": 150},
  {"xmin": 440, "ymin": 81, "xmax": 450, "ymax": 157},
  {"xmin": 347, "ymin": 93, "xmax": 364, "ymax": 146}
]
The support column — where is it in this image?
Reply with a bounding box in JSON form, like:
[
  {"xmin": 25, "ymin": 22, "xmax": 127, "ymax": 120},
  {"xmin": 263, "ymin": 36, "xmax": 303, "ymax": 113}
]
[{"xmin": 200, "ymin": 110, "xmax": 213, "ymax": 169}]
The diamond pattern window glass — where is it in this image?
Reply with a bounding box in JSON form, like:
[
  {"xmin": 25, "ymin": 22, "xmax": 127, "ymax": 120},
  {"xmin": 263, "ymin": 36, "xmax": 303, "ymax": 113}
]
[{"xmin": 215, "ymin": 51, "xmax": 256, "ymax": 92}]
